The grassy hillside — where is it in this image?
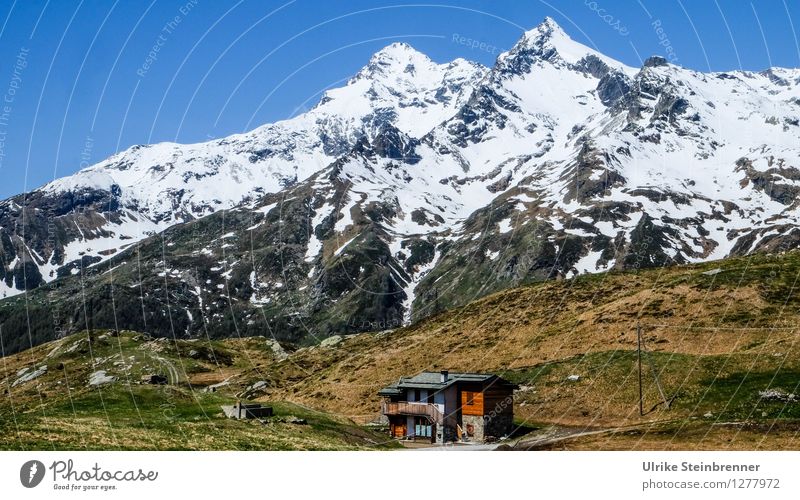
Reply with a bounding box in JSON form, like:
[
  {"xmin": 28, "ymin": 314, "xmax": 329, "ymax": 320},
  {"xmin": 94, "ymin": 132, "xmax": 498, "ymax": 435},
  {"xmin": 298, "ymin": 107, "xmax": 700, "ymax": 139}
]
[
  {"xmin": 0, "ymin": 331, "xmax": 397, "ymax": 450},
  {"xmin": 2, "ymin": 250, "xmax": 800, "ymax": 449}
]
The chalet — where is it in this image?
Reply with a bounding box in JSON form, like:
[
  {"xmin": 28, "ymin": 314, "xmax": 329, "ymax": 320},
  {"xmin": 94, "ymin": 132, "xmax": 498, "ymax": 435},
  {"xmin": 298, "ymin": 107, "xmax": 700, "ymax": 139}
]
[{"xmin": 378, "ymin": 370, "xmax": 518, "ymax": 444}]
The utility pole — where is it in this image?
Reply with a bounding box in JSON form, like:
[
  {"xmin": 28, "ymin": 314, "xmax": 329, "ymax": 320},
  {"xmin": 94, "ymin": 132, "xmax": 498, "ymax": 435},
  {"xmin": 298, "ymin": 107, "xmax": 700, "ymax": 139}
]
[
  {"xmin": 636, "ymin": 322, "xmax": 671, "ymax": 414},
  {"xmin": 637, "ymin": 321, "xmax": 643, "ymax": 416},
  {"xmin": 644, "ymin": 332, "xmax": 671, "ymax": 411}
]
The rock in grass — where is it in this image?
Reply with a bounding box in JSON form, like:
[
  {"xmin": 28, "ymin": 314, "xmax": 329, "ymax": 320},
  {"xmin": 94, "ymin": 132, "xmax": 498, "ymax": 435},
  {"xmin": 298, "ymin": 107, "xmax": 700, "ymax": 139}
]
[
  {"xmin": 12, "ymin": 366, "xmax": 48, "ymax": 387},
  {"xmin": 88, "ymin": 370, "xmax": 116, "ymax": 386},
  {"xmin": 320, "ymin": 335, "xmax": 342, "ymax": 348}
]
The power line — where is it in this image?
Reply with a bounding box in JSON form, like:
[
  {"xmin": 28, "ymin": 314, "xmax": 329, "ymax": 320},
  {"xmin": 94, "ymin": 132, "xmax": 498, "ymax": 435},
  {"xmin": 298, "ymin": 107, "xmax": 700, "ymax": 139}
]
[{"xmin": 637, "ymin": 322, "xmax": 643, "ymax": 416}]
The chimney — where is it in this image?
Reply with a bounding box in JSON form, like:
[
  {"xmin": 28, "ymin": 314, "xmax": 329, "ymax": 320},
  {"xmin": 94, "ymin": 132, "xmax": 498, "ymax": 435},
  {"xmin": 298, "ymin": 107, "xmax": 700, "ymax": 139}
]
[{"xmin": 440, "ymin": 370, "xmax": 449, "ymax": 383}]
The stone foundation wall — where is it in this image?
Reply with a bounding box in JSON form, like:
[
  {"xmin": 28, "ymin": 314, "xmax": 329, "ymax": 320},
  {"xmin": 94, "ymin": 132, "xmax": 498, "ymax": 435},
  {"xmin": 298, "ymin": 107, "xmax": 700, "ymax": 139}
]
[{"xmin": 462, "ymin": 414, "xmax": 485, "ymax": 442}]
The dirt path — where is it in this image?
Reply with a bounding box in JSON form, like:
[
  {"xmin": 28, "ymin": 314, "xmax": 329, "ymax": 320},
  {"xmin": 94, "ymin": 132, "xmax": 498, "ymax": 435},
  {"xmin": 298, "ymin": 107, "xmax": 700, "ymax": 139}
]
[
  {"xmin": 409, "ymin": 421, "xmax": 687, "ymax": 451},
  {"xmin": 504, "ymin": 418, "xmax": 696, "ymax": 450},
  {"xmin": 404, "ymin": 426, "xmax": 613, "ymax": 451},
  {"xmin": 506, "ymin": 426, "xmax": 618, "ymax": 450}
]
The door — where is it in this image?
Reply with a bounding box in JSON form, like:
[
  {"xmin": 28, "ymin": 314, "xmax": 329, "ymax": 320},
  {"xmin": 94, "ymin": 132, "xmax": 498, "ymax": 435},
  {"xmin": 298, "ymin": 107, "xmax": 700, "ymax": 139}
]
[{"xmin": 392, "ymin": 420, "xmax": 406, "ymax": 438}]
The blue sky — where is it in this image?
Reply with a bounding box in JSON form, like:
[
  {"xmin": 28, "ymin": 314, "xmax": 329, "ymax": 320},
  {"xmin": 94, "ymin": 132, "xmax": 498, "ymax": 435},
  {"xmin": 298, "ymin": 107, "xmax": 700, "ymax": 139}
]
[{"xmin": 0, "ymin": 0, "xmax": 797, "ymax": 199}]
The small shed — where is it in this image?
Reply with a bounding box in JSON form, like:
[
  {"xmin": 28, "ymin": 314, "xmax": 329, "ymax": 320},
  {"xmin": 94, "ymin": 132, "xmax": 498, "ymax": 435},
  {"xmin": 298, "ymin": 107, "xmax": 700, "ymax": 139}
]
[{"xmin": 222, "ymin": 401, "xmax": 273, "ymax": 419}]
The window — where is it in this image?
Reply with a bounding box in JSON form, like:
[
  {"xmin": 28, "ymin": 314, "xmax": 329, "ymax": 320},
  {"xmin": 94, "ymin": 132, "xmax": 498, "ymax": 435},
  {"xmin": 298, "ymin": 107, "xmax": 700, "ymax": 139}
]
[
  {"xmin": 414, "ymin": 389, "xmax": 421, "ymax": 402},
  {"xmin": 414, "ymin": 417, "xmax": 431, "ymax": 438}
]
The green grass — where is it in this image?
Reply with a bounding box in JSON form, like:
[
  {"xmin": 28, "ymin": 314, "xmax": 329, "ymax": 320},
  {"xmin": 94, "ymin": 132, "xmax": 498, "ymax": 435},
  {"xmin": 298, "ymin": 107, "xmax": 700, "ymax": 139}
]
[
  {"xmin": 505, "ymin": 349, "xmax": 800, "ymax": 424},
  {"xmin": 0, "ymin": 384, "xmax": 400, "ymax": 450},
  {"xmin": 0, "ymin": 331, "xmax": 400, "ymax": 451},
  {"xmin": 695, "ymin": 369, "xmax": 800, "ymax": 420}
]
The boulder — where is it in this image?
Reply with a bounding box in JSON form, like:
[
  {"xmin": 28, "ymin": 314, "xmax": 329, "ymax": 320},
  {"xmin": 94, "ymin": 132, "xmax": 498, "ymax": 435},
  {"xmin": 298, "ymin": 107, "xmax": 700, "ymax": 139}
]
[{"xmin": 141, "ymin": 374, "xmax": 168, "ymax": 385}]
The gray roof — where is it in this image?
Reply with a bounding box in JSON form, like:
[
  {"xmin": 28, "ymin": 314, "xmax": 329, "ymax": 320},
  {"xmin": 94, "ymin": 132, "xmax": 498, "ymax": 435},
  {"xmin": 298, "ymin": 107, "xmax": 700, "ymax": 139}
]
[{"xmin": 378, "ymin": 371, "xmax": 516, "ymax": 395}]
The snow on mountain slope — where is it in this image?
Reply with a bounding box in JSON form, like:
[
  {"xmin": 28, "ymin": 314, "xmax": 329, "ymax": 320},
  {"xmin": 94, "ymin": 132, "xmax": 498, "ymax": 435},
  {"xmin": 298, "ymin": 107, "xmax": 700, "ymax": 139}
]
[{"xmin": 45, "ymin": 43, "xmax": 486, "ymax": 222}]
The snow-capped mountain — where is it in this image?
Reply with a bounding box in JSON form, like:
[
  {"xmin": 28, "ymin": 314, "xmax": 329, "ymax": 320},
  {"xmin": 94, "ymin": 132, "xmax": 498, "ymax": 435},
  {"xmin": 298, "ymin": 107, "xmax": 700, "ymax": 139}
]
[
  {"xmin": 278, "ymin": 17, "xmax": 800, "ymax": 322},
  {"xmin": 0, "ymin": 43, "xmax": 486, "ymax": 299},
  {"xmin": 1, "ymin": 17, "xmax": 799, "ymax": 353},
  {"xmin": 43, "ymin": 43, "xmax": 486, "ymax": 222}
]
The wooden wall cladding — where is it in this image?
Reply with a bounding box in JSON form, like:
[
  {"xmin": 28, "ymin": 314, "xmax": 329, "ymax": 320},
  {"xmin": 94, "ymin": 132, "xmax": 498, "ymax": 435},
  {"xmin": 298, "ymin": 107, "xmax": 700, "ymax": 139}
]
[{"xmin": 461, "ymin": 390, "xmax": 484, "ymax": 415}]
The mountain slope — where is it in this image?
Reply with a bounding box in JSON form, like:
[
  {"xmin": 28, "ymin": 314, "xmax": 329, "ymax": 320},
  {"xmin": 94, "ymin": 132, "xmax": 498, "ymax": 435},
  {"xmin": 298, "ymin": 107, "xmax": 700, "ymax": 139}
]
[{"xmin": 408, "ymin": 20, "xmax": 800, "ymax": 316}]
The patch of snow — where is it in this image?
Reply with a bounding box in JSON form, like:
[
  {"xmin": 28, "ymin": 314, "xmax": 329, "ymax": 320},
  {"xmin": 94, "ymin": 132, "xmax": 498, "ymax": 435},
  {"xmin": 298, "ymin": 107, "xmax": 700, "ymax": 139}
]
[
  {"xmin": 333, "ymin": 236, "xmax": 357, "ymax": 257},
  {"xmin": 497, "ymin": 218, "xmax": 514, "ymax": 234}
]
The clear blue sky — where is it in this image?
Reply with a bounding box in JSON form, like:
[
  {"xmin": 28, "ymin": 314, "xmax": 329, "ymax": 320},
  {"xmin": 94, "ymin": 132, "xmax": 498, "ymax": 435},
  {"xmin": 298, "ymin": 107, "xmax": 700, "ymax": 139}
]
[{"xmin": 0, "ymin": 0, "xmax": 797, "ymax": 199}]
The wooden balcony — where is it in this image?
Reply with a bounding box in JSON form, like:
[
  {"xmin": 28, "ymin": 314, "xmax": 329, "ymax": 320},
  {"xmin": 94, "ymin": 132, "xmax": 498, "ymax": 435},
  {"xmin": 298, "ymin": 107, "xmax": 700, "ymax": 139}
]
[{"xmin": 381, "ymin": 400, "xmax": 443, "ymax": 424}]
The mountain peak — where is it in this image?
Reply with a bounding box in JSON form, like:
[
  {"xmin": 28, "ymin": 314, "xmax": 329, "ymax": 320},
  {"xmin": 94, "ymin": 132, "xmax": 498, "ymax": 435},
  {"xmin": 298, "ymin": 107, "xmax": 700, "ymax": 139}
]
[
  {"xmin": 524, "ymin": 16, "xmax": 567, "ymax": 41},
  {"xmin": 371, "ymin": 42, "xmax": 429, "ymax": 60},
  {"xmin": 514, "ymin": 16, "xmax": 576, "ymax": 59},
  {"xmin": 496, "ymin": 16, "xmax": 632, "ymax": 76},
  {"xmin": 355, "ymin": 42, "xmax": 434, "ymax": 80}
]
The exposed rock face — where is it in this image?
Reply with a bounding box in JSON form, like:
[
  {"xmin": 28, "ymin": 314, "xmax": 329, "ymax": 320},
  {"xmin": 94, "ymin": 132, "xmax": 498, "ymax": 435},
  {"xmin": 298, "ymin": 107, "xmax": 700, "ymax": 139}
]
[{"xmin": 597, "ymin": 70, "xmax": 633, "ymax": 108}]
